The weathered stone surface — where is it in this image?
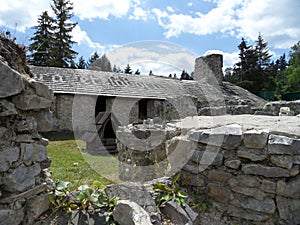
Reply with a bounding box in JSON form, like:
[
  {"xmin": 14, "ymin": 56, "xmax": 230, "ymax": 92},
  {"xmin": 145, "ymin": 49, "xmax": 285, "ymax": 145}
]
[
  {"xmin": 237, "ymin": 147, "xmax": 267, "ymax": 161},
  {"xmin": 240, "ymin": 197, "xmax": 276, "ymax": 214},
  {"xmin": 243, "ymin": 129, "xmax": 269, "ymax": 149},
  {"xmin": 15, "ymin": 134, "xmax": 34, "ymax": 143},
  {"xmin": 3, "ymin": 164, "xmax": 41, "ymax": 192},
  {"xmin": 224, "ymin": 159, "xmax": 241, "ymax": 169},
  {"xmin": 270, "ymin": 155, "xmax": 294, "ymax": 169},
  {"xmin": 0, "ymin": 60, "xmax": 24, "ymax": 98},
  {"xmin": 207, "ymin": 170, "xmax": 232, "ymax": 182},
  {"xmin": 0, "ymin": 127, "xmax": 7, "ymax": 140},
  {"xmin": 15, "ymin": 117, "xmax": 37, "ymax": 133},
  {"xmin": 160, "ymin": 200, "xmax": 195, "ymax": 225},
  {"xmin": 279, "ymin": 106, "xmax": 294, "ymax": 116},
  {"xmin": 268, "ymin": 134, "xmax": 300, "ymax": 155},
  {"xmin": 190, "ymin": 148, "xmax": 223, "ymax": 167},
  {"xmin": 29, "ymin": 79, "xmax": 54, "ymax": 100},
  {"xmin": 276, "ymin": 175, "xmax": 300, "ymax": 198},
  {"xmin": 276, "ymin": 196, "xmax": 300, "ymax": 225},
  {"xmin": 106, "ymin": 182, "xmax": 157, "ymax": 215},
  {"xmin": 113, "ymin": 200, "xmax": 152, "ymax": 225},
  {"xmin": 260, "ymin": 180, "xmax": 276, "ymax": 194},
  {"xmin": 26, "ymin": 194, "xmax": 50, "ymax": 224},
  {"xmin": 227, "ymin": 205, "xmax": 271, "ymax": 222},
  {"xmin": 229, "ymin": 175, "xmax": 261, "ymax": 188},
  {"xmin": 188, "ymin": 124, "xmax": 243, "ymax": 149},
  {"xmin": 242, "ymin": 164, "xmax": 299, "ymax": 178},
  {"xmin": 0, "ymin": 99, "xmax": 18, "ymax": 117},
  {"xmin": 206, "ymin": 183, "xmax": 233, "ymax": 203},
  {"xmin": 0, "ymin": 208, "xmax": 24, "ymax": 225},
  {"xmin": 12, "ymin": 94, "xmax": 52, "ymax": 111},
  {"xmin": 22, "ymin": 143, "xmax": 48, "ymax": 164},
  {"xmin": 0, "ymin": 147, "xmax": 19, "ymax": 172}
]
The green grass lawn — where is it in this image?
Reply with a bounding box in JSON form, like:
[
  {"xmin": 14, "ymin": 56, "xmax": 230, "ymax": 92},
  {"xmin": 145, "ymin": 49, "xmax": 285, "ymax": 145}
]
[{"xmin": 44, "ymin": 132, "xmax": 119, "ymax": 190}]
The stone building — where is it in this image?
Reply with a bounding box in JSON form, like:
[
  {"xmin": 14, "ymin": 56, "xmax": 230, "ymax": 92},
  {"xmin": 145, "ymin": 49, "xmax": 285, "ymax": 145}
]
[{"xmin": 30, "ymin": 54, "xmax": 265, "ymax": 154}]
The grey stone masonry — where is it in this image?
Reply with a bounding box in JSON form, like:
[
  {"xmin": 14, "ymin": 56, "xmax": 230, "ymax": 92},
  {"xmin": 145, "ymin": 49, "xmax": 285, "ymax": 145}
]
[
  {"xmin": 0, "ymin": 40, "xmax": 53, "ymax": 224},
  {"xmin": 116, "ymin": 116, "xmax": 300, "ymax": 224}
]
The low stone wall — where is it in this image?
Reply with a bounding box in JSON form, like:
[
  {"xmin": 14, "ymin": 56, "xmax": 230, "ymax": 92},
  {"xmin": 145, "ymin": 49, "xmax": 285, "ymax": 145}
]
[
  {"xmin": 257, "ymin": 100, "xmax": 300, "ymax": 116},
  {"xmin": 0, "ymin": 60, "xmax": 53, "ymax": 224},
  {"xmin": 116, "ymin": 116, "xmax": 300, "ymax": 224}
]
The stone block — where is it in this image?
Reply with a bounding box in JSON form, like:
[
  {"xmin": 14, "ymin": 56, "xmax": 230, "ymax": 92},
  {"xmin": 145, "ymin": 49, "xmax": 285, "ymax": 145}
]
[
  {"xmin": 15, "ymin": 116, "xmax": 37, "ymax": 133},
  {"xmin": 0, "ymin": 147, "xmax": 19, "ymax": 172},
  {"xmin": 207, "ymin": 170, "xmax": 232, "ymax": 182},
  {"xmin": 0, "ymin": 60, "xmax": 24, "ymax": 98},
  {"xmin": 242, "ymin": 164, "xmax": 299, "ymax": 178},
  {"xmin": 188, "ymin": 124, "xmax": 243, "ymax": 149},
  {"xmin": 268, "ymin": 134, "xmax": 300, "ymax": 155},
  {"xmin": 12, "ymin": 94, "xmax": 52, "ymax": 111},
  {"xmin": 240, "ymin": 197, "xmax": 276, "ymax": 214},
  {"xmin": 29, "ymin": 79, "xmax": 54, "ymax": 100},
  {"xmin": 270, "ymin": 155, "xmax": 294, "ymax": 169},
  {"xmin": 224, "ymin": 159, "xmax": 241, "ymax": 169},
  {"xmin": 26, "ymin": 194, "xmax": 50, "ymax": 224},
  {"xmin": 190, "ymin": 148, "xmax": 223, "ymax": 167},
  {"xmin": 227, "ymin": 205, "xmax": 271, "ymax": 222},
  {"xmin": 160, "ymin": 200, "xmax": 197, "ymax": 225},
  {"xmin": 260, "ymin": 180, "xmax": 276, "ymax": 194},
  {"xmin": 243, "ymin": 129, "xmax": 269, "ymax": 149},
  {"xmin": 276, "ymin": 196, "xmax": 300, "ymax": 225},
  {"xmin": 0, "ymin": 208, "xmax": 24, "ymax": 225},
  {"xmin": 237, "ymin": 147, "xmax": 267, "ymax": 161},
  {"xmin": 113, "ymin": 200, "xmax": 152, "ymax": 225},
  {"xmin": 0, "ymin": 99, "xmax": 18, "ymax": 117},
  {"xmin": 229, "ymin": 175, "xmax": 261, "ymax": 188},
  {"xmin": 206, "ymin": 183, "xmax": 233, "ymax": 203},
  {"xmin": 3, "ymin": 163, "xmax": 41, "ymax": 192},
  {"xmin": 276, "ymin": 175, "xmax": 300, "ymax": 198}
]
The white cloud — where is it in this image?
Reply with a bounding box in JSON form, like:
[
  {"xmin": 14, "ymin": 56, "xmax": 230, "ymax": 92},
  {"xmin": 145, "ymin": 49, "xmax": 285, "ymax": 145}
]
[
  {"xmin": 72, "ymin": 25, "xmax": 104, "ymax": 51},
  {"xmin": 152, "ymin": 0, "xmax": 300, "ymax": 49},
  {"xmin": 72, "ymin": 0, "xmax": 132, "ymax": 20},
  {"xmin": 0, "ymin": 0, "xmax": 50, "ymax": 31},
  {"xmin": 129, "ymin": 7, "xmax": 148, "ymax": 21},
  {"xmin": 187, "ymin": 2, "xmax": 193, "ymax": 7},
  {"xmin": 166, "ymin": 6, "xmax": 174, "ymax": 13},
  {"xmin": 0, "ymin": 0, "xmax": 140, "ymax": 31}
]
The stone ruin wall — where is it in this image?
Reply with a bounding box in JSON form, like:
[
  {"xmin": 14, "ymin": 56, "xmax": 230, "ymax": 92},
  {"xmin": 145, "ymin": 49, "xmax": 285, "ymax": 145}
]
[
  {"xmin": 0, "ymin": 44, "xmax": 54, "ymax": 223},
  {"xmin": 116, "ymin": 122, "xmax": 300, "ymax": 225}
]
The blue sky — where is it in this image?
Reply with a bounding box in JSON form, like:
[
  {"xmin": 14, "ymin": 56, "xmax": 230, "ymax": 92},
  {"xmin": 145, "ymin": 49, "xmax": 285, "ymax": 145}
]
[{"xmin": 1, "ymin": 0, "xmax": 300, "ymax": 75}]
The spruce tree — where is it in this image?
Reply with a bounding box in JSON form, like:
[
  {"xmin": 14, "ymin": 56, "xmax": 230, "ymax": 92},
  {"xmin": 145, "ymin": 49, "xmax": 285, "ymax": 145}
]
[
  {"xmin": 28, "ymin": 11, "xmax": 55, "ymax": 66},
  {"xmin": 87, "ymin": 51, "xmax": 100, "ymax": 67},
  {"xmin": 50, "ymin": 0, "xmax": 78, "ymax": 67},
  {"xmin": 88, "ymin": 53, "xmax": 112, "ymax": 71},
  {"xmin": 124, "ymin": 64, "xmax": 132, "ymax": 74},
  {"xmin": 76, "ymin": 56, "xmax": 87, "ymax": 69}
]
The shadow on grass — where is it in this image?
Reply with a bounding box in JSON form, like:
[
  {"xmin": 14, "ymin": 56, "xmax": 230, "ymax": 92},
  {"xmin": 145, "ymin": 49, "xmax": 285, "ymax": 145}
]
[{"xmin": 41, "ymin": 131, "xmax": 75, "ymax": 141}]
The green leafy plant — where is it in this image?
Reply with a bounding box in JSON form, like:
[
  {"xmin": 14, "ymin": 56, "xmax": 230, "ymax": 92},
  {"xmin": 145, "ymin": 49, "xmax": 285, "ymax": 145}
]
[
  {"xmin": 189, "ymin": 194, "xmax": 210, "ymax": 213},
  {"xmin": 49, "ymin": 180, "xmax": 119, "ymax": 224},
  {"xmin": 153, "ymin": 173, "xmax": 188, "ymax": 207}
]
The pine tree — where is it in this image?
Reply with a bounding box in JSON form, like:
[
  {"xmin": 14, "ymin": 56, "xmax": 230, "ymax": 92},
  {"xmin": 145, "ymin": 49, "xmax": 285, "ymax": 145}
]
[
  {"xmin": 28, "ymin": 11, "xmax": 55, "ymax": 66},
  {"xmin": 124, "ymin": 64, "xmax": 132, "ymax": 74},
  {"xmin": 87, "ymin": 51, "xmax": 100, "ymax": 67},
  {"xmin": 50, "ymin": 0, "xmax": 78, "ymax": 67},
  {"xmin": 76, "ymin": 56, "xmax": 87, "ymax": 69}
]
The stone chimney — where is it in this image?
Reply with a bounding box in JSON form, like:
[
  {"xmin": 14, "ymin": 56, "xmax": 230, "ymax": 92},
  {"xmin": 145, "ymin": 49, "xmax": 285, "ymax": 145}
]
[{"xmin": 193, "ymin": 54, "xmax": 223, "ymax": 85}]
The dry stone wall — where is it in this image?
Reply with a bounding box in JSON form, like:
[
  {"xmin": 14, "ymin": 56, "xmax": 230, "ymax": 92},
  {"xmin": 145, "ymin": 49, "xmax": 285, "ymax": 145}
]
[
  {"xmin": 0, "ymin": 59, "xmax": 53, "ymax": 224},
  {"xmin": 116, "ymin": 119, "xmax": 300, "ymax": 224}
]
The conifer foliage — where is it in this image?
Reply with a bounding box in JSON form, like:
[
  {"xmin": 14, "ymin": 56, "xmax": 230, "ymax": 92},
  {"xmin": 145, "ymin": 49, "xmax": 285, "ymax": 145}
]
[{"xmin": 28, "ymin": 0, "xmax": 78, "ymax": 67}]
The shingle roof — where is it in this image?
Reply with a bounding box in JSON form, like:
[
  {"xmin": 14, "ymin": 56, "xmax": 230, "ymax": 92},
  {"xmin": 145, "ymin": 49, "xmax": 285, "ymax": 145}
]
[
  {"xmin": 30, "ymin": 66, "xmax": 265, "ymax": 106},
  {"xmin": 30, "ymin": 66, "xmax": 195, "ymax": 99}
]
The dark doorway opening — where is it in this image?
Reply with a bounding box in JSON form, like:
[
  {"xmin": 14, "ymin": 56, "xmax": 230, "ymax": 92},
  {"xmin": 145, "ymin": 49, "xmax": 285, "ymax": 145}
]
[
  {"xmin": 95, "ymin": 96, "xmax": 106, "ymax": 117},
  {"xmin": 139, "ymin": 99, "xmax": 148, "ymax": 120},
  {"xmin": 104, "ymin": 120, "xmax": 116, "ymax": 139}
]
